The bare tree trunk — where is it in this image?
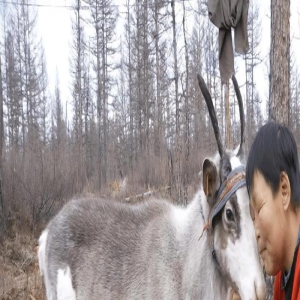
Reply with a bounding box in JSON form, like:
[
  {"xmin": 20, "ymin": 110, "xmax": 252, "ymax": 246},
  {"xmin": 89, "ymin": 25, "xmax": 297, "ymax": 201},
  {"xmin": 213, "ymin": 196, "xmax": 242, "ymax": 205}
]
[
  {"xmin": 244, "ymin": 57, "xmax": 250, "ymax": 151},
  {"xmin": 183, "ymin": 1, "xmax": 189, "ymax": 206},
  {"xmin": 171, "ymin": 0, "xmax": 179, "ymax": 139},
  {"xmin": 225, "ymin": 82, "xmax": 231, "ymax": 148},
  {"xmin": 143, "ymin": 0, "xmax": 150, "ymax": 187},
  {"xmin": 0, "ymin": 54, "xmax": 4, "ymax": 236},
  {"xmin": 136, "ymin": 2, "xmax": 142, "ymax": 157},
  {"xmin": 269, "ymin": 0, "xmax": 290, "ymax": 126},
  {"xmin": 95, "ymin": 9, "xmax": 102, "ymax": 191},
  {"xmin": 127, "ymin": 0, "xmax": 134, "ymax": 178},
  {"xmin": 243, "ymin": 1, "xmax": 262, "ymax": 150},
  {"xmin": 16, "ymin": 5, "xmax": 25, "ymax": 165},
  {"xmin": 77, "ymin": 0, "xmax": 84, "ymax": 190},
  {"xmin": 102, "ymin": 5, "xmax": 107, "ymax": 187},
  {"xmin": 171, "ymin": 0, "xmax": 181, "ymax": 203},
  {"xmin": 154, "ymin": 0, "xmax": 161, "ymax": 159}
]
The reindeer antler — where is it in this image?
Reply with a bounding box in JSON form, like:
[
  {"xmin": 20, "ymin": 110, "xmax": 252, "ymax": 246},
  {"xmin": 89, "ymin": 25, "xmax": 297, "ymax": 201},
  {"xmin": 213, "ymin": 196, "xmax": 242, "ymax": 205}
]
[
  {"xmin": 197, "ymin": 74, "xmax": 224, "ymax": 156},
  {"xmin": 231, "ymin": 75, "xmax": 245, "ymax": 158},
  {"xmin": 197, "ymin": 74, "xmax": 231, "ymax": 181}
]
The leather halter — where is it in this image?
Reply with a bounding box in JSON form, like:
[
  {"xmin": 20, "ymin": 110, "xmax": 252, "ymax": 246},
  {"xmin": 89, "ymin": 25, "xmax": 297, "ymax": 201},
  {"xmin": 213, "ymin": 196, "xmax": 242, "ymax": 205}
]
[{"xmin": 199, "ymin": 165, "xmax": 246, "ymax": 268}]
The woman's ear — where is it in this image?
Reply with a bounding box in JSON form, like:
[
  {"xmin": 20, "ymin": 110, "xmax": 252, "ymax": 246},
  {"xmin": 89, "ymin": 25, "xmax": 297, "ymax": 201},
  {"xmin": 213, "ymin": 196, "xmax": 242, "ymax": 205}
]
[{"xmin": 280, "ymin": 171, "xmax": 291, "ymax": 210}]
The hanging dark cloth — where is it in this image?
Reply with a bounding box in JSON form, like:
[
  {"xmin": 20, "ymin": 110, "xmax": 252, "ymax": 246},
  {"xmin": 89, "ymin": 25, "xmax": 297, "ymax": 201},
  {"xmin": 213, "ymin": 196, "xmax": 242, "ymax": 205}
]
[{"xmin": 208, "ymin": 0, "xmax": 249, "ymax": 84}]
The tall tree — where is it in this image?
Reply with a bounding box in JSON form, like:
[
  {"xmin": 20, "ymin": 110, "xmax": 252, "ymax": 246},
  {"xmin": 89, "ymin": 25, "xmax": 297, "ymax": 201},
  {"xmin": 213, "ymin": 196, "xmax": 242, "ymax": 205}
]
[
  {"xmin": 82, "ymin": 63, "xmax": 93, "ymax": 180},
  {"xmin": 189, "ymin": 3, "xmax": 206, "ymax": 151},
  {"xmin": 87, "ymin": 0, "xmax": 118, "ymax": 187},
  {"xmin": 71, "ymin": 0, "xmax": 86, "ymax": 191},
  {"xmin": 4, "ymin": 30, "xmax": 21, "ymax": 151},
  {"xmin": 125, "ymin": 0, "xmax": 134, "ymax": 177},
  {"xmin": 3, "ymin": 0, "xmax": 44, "ymax": 158},
  {"xmin": 153, "ymin": 0, "xmax": 162, "ymax": 159},
  {"xmin": 182, "ymin": 0, "xmax": 190, "ymax": 206},
  {"xmin": 53, "ymin": 81, "xmax": 65, "ymax": 147},
  {"xmin": 39, "ymin": 48, "xmax": 49, "ymax": 146},
  {"xmin": 290, "ymin": 56, "xmax": 300, "ymax": 141},
  {"xmin": 202, "ymin": 15, "xmax": 221, "ymax": 151},
  {"xmin": 11, "ymin": 2, "xmax": 26, "ymax": 156},
  {"xmin": 269, "ymin": 0, "xmax": 290, "ymax": 126},
  {"xmin": 171, "ymin": 0, "xmax": 181, "ymax": 202},
  {"xmin": 0, "ymin": 54, "xmax": 4, "ymax": 234},
  {"xmin": 243, "ymin": 0, "xmax": 262, "ymax": 150}
]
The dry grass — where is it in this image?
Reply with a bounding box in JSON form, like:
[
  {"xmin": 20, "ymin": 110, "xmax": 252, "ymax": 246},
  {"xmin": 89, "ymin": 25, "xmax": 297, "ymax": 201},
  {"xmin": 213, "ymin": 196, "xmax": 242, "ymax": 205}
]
[{"xmin": 0, "ymin": 233, "xmax": 45, "ymax": 300}]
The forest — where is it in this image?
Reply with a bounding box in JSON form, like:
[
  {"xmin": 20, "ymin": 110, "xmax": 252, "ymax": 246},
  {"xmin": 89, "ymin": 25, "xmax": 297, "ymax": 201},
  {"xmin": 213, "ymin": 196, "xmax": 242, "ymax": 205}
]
[{"xmin": 0, "ymin": 0, "xmax": 298, "ymax": 298}]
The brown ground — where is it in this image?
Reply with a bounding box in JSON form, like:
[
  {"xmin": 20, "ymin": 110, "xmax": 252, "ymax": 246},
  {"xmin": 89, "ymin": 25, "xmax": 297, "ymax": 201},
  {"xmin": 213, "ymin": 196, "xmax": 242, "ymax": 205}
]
[{"xmin": 0, "ymin": 233, "xmax": 45, "ymax": 300}]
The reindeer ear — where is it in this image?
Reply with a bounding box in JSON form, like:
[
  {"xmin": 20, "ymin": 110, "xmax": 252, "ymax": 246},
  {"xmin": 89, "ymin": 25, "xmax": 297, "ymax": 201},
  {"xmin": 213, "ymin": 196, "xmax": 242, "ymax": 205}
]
[{"xmin": 203, "ymin": 159, "xmax": 219, "ymax": 207}]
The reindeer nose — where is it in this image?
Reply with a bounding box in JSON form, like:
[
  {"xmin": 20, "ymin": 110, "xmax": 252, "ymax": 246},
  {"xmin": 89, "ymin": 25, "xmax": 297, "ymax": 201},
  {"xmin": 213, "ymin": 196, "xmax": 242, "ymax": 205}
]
[{"xmin": 255, "ymin": 280, "xmax": 266, "ymax": 300}]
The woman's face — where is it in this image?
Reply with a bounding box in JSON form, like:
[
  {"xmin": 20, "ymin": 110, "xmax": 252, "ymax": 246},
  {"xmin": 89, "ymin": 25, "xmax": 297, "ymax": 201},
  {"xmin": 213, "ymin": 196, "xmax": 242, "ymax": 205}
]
[{"xmin": 250, "ymin": 171, "xmax": 287, "ymax": 276}]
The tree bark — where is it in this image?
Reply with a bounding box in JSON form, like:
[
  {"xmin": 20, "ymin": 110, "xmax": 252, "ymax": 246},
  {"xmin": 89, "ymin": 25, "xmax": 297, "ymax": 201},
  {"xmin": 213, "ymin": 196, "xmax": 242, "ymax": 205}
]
[
  {"xmin": 225, "ymin": 81, "xmax": 231, "ymax": 148},
  {"xmin": 171, "ymin": 0, "xmax": 181, "ymax": 203},
  {"xmin": 0, "ymin": 54, "xmax": 4, "ymax": 234},
  {"xmin": 127, "ymin": 0, "xmax": 134, "ymax": 178},
  {"xmin": 269, "ymin": 0, "xmax": 290, "ymax": 126},
  {"xmin": 154, "ymin": 0, "xmax": 161, "ymax": 159},
  {"xmin": 183, "ymin": 1, "xmax": 189, "ymax": 206}
]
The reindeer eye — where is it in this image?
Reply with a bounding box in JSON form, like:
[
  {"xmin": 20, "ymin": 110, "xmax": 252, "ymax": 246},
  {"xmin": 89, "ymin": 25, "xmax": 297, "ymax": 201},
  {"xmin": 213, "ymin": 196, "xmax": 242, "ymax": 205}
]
[{"xmin": 226, "ymin": 209, "xmax": 234, "ymax": 221}]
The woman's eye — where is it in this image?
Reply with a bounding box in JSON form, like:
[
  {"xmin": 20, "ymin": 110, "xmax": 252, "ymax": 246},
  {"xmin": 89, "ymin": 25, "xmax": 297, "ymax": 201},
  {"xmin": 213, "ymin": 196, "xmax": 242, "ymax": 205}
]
[{"xmin": 226, "ymin": 209, "xmax": 234, "ymax": 221}]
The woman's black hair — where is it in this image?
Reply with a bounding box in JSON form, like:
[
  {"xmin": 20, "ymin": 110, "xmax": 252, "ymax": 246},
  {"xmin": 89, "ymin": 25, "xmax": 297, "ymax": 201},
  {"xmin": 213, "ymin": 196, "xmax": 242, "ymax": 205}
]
[{"xmin": 246, "ymin": 122, "xmax": 300, "ymax": 206}]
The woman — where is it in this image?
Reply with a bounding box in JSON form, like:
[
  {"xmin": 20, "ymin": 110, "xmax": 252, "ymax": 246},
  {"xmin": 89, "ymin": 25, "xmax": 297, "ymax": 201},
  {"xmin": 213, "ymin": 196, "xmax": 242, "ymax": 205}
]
[{"xmin": 232, "ymin": 122, "xmax": 300, "ymax": 299}]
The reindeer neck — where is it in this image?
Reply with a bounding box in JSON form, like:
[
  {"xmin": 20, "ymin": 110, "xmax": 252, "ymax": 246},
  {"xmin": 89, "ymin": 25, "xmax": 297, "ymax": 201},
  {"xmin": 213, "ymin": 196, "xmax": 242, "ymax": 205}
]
[{"xmin": 179, "ymin": 191, "xmax": 230, "ymax": 299}]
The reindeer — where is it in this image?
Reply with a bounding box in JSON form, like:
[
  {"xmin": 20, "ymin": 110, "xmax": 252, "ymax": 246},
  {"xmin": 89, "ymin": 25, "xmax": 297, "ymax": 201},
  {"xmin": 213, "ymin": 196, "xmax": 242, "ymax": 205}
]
[{"xmin": 38, "ymin": 74, "xmax": 266, "ymax": 300}]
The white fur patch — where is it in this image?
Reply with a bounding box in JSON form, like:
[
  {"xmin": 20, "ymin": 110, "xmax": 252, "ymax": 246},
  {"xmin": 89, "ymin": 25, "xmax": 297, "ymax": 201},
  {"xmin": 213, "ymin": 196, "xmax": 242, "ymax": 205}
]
[
  {"xmin": 57, "ymin": 266, "xmax": 76, "ymax": 300},
  {"xmin": 38, "ymin": 230, "xmax": 48, "ymax": 276},
  {"xmin": 171, "ymin": 206, "xmax": 189, "ymax": 237},
  {"xmin": 229, "ymin": 156, "xmax": 241, "ymax": 170},
  {"xmin": 38, "ymin": 229, "xmax": 54, "ymax": 300},
  {"xmin": 224, "ymin": 187, "xmax": 265, "ymax": 299},
  {"xmin": 171, "ymin": 198, "xmax": 203, "ymax": 240}
]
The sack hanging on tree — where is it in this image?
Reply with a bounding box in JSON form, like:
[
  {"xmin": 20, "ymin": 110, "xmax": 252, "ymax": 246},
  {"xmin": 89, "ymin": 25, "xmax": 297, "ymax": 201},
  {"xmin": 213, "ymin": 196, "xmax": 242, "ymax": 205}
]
[{"xmin": 208, "ymin": 0, "xmax": 249, "ymax": 83}]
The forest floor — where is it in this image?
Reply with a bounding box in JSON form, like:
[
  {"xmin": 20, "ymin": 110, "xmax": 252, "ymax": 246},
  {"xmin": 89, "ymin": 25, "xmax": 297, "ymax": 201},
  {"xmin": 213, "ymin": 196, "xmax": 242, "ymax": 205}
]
[{"xmin": 0, "ymin": 232, "xmax": 45, "ymax": 300}]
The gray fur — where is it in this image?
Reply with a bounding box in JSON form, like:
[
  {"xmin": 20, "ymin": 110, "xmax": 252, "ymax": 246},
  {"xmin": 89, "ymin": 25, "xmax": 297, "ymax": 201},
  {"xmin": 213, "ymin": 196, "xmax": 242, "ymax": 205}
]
[
  {"xmin": 39, "ymin": 154, "xmax": 265, "ymax": 300},
  {"xmin": 42, "ymin": 196, "xmax": 228, "ymax": 299}
]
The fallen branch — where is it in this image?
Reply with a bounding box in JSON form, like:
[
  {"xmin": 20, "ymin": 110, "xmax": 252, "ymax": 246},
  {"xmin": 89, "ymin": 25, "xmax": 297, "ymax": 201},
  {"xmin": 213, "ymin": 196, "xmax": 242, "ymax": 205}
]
[{"xmin": 123, "ymin": 186, "xmax": 170, "ymax": 203}]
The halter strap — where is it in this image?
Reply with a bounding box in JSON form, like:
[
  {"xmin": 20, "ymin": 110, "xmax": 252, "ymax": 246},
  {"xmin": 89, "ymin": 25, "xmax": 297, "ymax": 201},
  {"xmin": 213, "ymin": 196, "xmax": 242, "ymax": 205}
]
[
  {"xmin": 199, "ymin": 165, "xmax": 246, "ymax": 269},
  {"xmin": 208, "ymin": 165, "xmax": 246, "ymax": 229}
]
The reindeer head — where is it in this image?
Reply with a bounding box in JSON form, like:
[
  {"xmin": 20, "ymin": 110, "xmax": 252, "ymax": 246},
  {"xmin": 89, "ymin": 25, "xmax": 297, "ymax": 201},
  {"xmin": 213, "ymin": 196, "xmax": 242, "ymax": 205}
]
[{"xmin": 198, "ymin": 74, "xmax": 266, "ymax": 300}]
